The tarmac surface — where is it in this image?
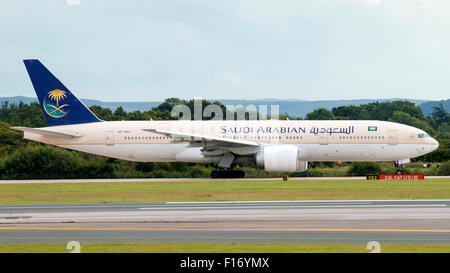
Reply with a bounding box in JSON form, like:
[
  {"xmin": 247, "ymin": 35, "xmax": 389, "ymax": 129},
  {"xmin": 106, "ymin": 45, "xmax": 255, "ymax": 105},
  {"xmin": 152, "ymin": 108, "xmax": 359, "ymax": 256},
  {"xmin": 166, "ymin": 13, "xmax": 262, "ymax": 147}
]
[
  {"xmin": 1, "ymin": 200, "xmax": 450, "ymax": 244},
  {"xmin": 0, "ymin": 176, "xmax": 447, "ymax": 184},
  {"xmin": 0, "ymin": 177, "xmax": 367, "ymax": 184}
]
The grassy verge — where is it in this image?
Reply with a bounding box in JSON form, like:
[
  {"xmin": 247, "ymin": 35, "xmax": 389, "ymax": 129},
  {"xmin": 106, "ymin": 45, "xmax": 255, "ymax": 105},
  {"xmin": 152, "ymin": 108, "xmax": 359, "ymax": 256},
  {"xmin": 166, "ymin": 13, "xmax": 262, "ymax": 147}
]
[
  {"xmin": 0, "ymin": 178, "xmax": 449, "ymax": 205},
  {"xmin": 0, "ymin": 242, "xmax": 449, "ymax": 253}
]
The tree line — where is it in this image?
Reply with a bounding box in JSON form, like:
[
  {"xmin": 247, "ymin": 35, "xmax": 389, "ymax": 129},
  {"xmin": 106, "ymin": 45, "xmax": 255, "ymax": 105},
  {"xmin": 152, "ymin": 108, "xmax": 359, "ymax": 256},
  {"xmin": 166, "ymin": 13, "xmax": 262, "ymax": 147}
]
[{"xmin": 0, "ymin": 99, "xmax": 449, "ymax": 178}]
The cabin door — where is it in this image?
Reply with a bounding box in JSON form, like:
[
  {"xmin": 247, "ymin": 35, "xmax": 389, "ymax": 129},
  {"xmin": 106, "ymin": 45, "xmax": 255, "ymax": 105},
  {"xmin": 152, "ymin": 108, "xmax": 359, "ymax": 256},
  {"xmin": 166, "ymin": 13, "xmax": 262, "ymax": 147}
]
[
  {"xmin": 105, "ymin": 131, "xmax": 114, "ymax": 146},
  {"xmin": 388, "ymin": 130, "xmax": 398, "ymax": 145}
]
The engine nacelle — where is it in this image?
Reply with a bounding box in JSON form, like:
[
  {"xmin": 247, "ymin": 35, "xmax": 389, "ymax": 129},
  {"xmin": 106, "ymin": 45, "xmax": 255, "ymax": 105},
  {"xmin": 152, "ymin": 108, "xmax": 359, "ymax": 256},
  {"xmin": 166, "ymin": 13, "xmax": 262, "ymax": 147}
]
[{"xmin": 255, "ymin": 145, "xmax": 308, "ymax": 172}]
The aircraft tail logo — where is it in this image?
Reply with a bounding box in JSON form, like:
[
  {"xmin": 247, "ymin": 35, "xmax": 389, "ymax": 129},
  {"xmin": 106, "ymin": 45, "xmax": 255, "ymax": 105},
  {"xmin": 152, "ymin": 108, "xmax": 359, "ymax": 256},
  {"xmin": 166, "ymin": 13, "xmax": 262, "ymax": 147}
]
[{"xmin": 44, "ymin": 89, "xmax": 70, "ymax": 118}]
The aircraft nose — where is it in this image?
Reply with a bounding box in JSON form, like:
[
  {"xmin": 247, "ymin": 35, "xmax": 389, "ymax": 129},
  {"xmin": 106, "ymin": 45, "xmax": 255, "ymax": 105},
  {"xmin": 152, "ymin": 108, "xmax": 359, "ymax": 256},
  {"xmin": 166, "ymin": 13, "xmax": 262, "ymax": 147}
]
[{"xmin": 431, "ymin": 138, "xmax": 439, "ymax": 151}]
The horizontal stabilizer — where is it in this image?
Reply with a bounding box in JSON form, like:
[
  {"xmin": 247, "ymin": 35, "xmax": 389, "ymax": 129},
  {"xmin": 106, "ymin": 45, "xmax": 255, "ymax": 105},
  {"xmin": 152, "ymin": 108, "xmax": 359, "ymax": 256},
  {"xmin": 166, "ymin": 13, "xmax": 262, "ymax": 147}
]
[{"xmin": 11, "ymin": 126, "xmax": 83, "ymax": 138}]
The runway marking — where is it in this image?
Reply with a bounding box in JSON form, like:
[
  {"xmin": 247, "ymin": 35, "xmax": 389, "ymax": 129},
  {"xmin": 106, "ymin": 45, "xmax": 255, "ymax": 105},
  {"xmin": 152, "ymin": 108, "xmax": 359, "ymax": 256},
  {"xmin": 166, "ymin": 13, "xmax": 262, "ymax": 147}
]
[
  {"xmin": 3, "ymin": 236, "xmax": 450, "ymax": 243},
  {"xmin": 1, "ymin": 227, "xmax": 450, "ymax": 233},
  {"xmin": 0, "ymin": 204, "xmax": 446, "ymax": 211},
  {"xmin": 166, "ymin": 199, "xmax": 450, "ymax": 204},
  {"xmin": 0, "ymin": 204, "xmax": 168, "ymax": 209},
  {"xmin": 138, "ymin": 205, "xmax": 447, "ymax": 209},
  {"xmin": 0, "ymin": 200, "xmax": 448, "ymax": 210}
]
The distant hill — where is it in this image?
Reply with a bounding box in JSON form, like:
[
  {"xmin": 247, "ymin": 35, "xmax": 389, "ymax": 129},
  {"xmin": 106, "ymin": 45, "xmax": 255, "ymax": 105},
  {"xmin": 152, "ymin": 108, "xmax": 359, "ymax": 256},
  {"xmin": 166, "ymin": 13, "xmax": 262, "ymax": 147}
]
[
  {"xmin": 217, "ymin": 98, "xmax": 431, "ymax": 118},
  {"xmin": 0, "ymin": 96, "xmax": 37, "ymax": 105},
  {"xmin": 1, "ymin": 96, "xmax": 447, "ymax": 118},
  {"xmin": 418, "ymin": 99, "xmax": 450, "ymax": 116},
  {"xmin": 0, "ymin": 96, "xmax": 160, "ymax": 113}
]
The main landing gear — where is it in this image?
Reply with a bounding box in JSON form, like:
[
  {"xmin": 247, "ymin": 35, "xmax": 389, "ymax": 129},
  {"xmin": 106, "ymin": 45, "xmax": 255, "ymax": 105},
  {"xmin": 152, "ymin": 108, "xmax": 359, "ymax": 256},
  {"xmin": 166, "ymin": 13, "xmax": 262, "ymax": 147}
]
[
  {"xmin": 211, "ymin": 152, "xmax": 246, "ymax": 178},
  {"xmin": 210, "ymin": 169, "xmax": 246, "ymax": 179},
  {"xmin": 394, "ymin": 160, "xmax": 404, "ymax": 174}
]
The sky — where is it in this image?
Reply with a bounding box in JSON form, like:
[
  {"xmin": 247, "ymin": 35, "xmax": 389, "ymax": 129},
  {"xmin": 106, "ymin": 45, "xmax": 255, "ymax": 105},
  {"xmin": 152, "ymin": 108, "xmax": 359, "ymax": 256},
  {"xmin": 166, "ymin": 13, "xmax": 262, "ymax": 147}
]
[{"xmin": 0, "ymin": 0, "xmax": 449, "ymax": 102}]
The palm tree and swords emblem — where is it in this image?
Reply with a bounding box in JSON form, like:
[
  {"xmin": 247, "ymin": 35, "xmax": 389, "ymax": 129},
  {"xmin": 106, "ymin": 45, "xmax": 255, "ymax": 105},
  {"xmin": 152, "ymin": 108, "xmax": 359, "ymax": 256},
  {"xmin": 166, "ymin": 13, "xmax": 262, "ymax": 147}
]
[{"xmin": 44, "ymin": 89, "xmax": 70, "ymax": 118}]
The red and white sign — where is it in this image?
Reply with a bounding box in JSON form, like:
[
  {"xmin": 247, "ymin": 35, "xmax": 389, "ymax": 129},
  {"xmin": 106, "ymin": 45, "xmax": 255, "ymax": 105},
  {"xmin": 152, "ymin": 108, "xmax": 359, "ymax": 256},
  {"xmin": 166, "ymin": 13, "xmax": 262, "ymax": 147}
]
[{"xmin": 379, "ymin": 174, "xmax": 424, "ymax": 180}]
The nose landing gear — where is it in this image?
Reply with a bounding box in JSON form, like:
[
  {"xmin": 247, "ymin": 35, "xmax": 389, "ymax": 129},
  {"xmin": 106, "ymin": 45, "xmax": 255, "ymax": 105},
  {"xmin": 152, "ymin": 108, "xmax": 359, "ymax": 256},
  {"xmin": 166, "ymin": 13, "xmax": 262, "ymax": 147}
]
[{"xmin": 394, "ymin": 160, "xmax": 404, "ymax": 174}]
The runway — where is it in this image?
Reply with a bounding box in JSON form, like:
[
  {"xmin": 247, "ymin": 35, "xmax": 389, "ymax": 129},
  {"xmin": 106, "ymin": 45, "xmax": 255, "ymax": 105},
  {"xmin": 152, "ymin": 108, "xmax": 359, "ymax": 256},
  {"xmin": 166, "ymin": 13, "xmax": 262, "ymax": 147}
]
[
  {"xmin": 0, "ymin": 177, "xmax": 369, "ymax": 184},
  {"xmin": 1, "ymin": 200, "xmax": 450, "ymax": 244},
  {"xmin": 0, "ymin": 176, "xmax": 448, "ymax": 184}
]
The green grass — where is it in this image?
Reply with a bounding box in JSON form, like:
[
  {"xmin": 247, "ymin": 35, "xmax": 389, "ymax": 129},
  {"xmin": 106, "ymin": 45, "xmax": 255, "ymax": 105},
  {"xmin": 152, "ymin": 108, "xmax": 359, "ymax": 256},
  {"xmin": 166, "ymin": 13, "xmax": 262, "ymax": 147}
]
[
  {"xmin": 0, "ymin": 178, "xmax": 449, "ymax": 205},
  {"xmin": 0, "ymin": 242, "xmax": 449, "ymax": 253}
]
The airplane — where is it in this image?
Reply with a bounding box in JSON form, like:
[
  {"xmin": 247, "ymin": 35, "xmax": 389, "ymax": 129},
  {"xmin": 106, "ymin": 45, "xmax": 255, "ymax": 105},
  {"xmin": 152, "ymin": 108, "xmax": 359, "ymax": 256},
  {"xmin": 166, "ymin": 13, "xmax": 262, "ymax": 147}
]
[{"xmin": 12, "ymin": 59, "xmax": 439, "ymax": 178}]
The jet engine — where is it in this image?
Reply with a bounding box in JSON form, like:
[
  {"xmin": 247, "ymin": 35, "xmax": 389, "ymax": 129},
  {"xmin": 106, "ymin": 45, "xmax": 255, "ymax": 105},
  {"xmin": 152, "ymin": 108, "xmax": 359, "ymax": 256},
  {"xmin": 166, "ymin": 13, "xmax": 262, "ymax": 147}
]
[{"xmin": 255, "ymin": 145, "xmax": 308, "ymax": 172}]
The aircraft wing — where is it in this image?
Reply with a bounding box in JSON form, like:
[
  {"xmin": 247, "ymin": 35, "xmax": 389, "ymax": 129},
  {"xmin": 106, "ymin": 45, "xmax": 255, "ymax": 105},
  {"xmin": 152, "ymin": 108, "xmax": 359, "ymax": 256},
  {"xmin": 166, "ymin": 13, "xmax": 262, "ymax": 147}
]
[
  {"xmin": 11, "ymin": 127, "xmax": 84, "ymax": 138},
  {"xmin": 143, "ymin": 128, "xmax": 260, "ymax": 148}
]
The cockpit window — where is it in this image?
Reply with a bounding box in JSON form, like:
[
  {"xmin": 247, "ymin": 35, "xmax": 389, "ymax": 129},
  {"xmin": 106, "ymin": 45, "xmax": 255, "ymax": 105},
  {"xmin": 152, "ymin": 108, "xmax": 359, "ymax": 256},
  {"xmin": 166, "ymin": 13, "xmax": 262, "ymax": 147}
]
[{"xmin": 418, "ymin": 133, "xmax": 430, "ymax": 138}]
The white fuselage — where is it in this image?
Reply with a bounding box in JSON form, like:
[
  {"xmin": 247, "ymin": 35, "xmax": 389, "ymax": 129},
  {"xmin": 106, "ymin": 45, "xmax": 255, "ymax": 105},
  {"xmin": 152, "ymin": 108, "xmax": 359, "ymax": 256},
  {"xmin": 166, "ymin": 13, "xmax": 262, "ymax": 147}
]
[{"xmin": 21, "ymin": 120, "xmax": 439, "ymax": 165}]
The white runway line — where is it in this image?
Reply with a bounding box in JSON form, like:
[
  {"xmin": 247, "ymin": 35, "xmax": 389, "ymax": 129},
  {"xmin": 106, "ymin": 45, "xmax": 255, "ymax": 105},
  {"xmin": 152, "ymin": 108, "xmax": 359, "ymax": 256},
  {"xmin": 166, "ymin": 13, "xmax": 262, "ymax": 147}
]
[
  {"xmin": 139, "ymin": 205, "xmax": 447, "ymax": 210},
  {"xmin": 165, "ymin": 199, "xmax": 450, "ymax": 204}
]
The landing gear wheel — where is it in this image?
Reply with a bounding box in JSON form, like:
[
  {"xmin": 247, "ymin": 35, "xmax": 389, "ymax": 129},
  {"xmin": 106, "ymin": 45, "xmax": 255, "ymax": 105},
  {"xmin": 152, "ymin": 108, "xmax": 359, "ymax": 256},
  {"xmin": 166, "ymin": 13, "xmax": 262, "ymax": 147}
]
[
  {"xmin": 211, "ymin": 170, "xmax": 219, "ymax": 178},
  {"xmin": 210, "ymin": 170, "xmax": 245, "ymax": 179}
]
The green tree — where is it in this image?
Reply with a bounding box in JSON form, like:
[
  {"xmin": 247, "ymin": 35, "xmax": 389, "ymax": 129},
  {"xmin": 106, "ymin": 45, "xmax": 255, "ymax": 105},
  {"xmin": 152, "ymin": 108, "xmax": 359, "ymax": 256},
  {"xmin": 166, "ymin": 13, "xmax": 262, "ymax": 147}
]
[
  {"xmin": 1, "ymin": 146, "xmax": 84, "ymax": 179},
  {"xmin": 331, "ymin": 101, "xmax": 426, "ymax": 121},
  {"xmin": 438, "ymin": 161, "xmax": 450, "ymax": 175},
  {"xmin": 348, "ymin": 162, "xmax": 382, "ymax": 176},
  {"xmin": 113, "ymin": 106, "xmax": 127, "ymax": 120},
  {"xmin": 389, "ymin": 111, "xmax": 434, "ymax": 134},
  {"xmin": 0, "ymin": 121, "xmax": 30, "ymax": 156},
  {"xmin": 0, "ymin": 101, "xmax": 46, "ymax": 127},
  {"xmin": 431, "ymin": 104, "xmax": 449, "ymax": 127},
  {"xmin": 305, "ymin": 108, "xmax": 335, "ymax": 120},
  {"xmin": 332, "ymin": 105, "xmax": 360, "ymax": 120},
  {"xmin": 89, "ymin": 105, "xmax": 114, "ymax": 121},
  {"xmin": 435, "ymin": 122, "xmax": 450, "ymax": 140},
  {"xmin": 127, "ymin": 110, "xmax": 150, "ymax": 120}
]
